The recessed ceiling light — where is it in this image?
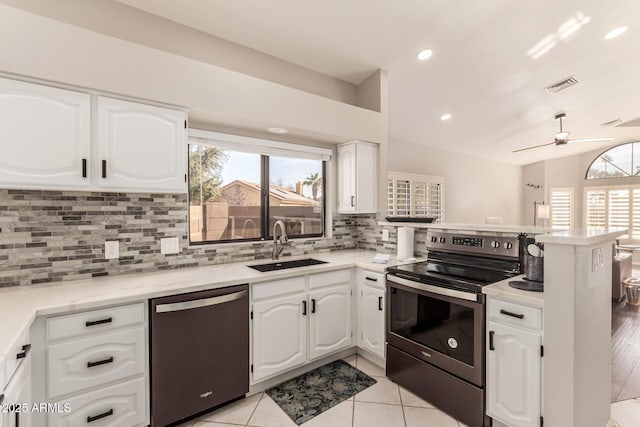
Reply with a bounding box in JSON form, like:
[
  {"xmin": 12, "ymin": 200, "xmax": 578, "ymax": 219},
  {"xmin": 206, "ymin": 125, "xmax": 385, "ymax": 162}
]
[
  {"xmin": 267, "ymin": 127, "xmax": 288, "ymax": 134},
  {"xmin": 440, "ymin": 114, "xmax": 452, "ymax": 121},
  {"xmin": 417, "ymin": 49, "xmax": 433, "ymax": 61},
  {"xmin": 604, "ymin": 26, "xmax": 628, "ymax": 40}
]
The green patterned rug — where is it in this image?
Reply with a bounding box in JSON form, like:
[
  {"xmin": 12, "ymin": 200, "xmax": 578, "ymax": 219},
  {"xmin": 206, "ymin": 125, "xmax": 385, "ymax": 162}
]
[{"xmin": 266, "ymin": 359, "xmax": 377, "ymax": 424}]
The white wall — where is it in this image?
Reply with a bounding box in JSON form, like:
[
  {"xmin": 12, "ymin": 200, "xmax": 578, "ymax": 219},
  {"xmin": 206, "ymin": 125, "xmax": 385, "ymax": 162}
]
[
  {"xmin": 387, "ymin": 140, "xmax": 523, "ymax": 224},
  {"xmin": 0, "ymin": 0, "xmax": 362, "ymax": 106},
  {"xmin": 0, "ymin": 4, "xmax": 386, "ymax": 145},
  {"xmin": 522, "ymin": 161, "xmax": 545, "ymax": 226}
]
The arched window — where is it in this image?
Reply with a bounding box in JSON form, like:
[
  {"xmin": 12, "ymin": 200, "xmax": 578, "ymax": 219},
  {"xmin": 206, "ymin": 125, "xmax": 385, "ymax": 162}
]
[{"xmin": 586, "ymin": 142, "xmax": 640, "ymax": 179}]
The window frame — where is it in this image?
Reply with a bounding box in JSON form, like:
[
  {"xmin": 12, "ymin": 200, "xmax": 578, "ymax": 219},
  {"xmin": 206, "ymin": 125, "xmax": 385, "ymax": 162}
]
[{"xmin": 187, "ymin": 130, "xmax": 330, "ymax": 245}]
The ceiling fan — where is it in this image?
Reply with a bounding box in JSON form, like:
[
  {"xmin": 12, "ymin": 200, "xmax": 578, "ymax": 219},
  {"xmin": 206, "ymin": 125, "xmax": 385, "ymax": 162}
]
[{"xmin": 513, "ymin": 113, "xmax": 614, "ymax": 153}]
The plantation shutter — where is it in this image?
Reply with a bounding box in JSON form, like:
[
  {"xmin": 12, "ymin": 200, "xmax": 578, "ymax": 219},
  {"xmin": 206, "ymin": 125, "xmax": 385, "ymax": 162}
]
[
  {"xmin": 632, "ymin": 189, "xmax": 640, "ymax": 240},
  {"xmin": 585, "ymin": 190, "xmax": 606, "ymax": 228},
  {"xmin": 608, "ymin": 189, "xmax": 630, "ymax": 236},
  {"xmin": 387, "ymin": 172, "xmax": 444, "ymax": 222},
  {"xmin": 550, "ymin": 189, "xmax": 572, "ymax": 229}
]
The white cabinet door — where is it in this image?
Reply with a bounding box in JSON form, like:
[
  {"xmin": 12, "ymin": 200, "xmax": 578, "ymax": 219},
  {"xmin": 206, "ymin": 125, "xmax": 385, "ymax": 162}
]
[
  {"xmin": 487, "ymin": 320, "xmax": 541, "ymax": 427},
  {"xmin": 0, "ymin": 78, "xmax": 90, "ymax": 189},
  {"xmin": 252, "ymin": 293, "xmax": 307, "ymax": 381},
  {"xmin": 309, "ymin": 284, "xmax": 352, "ymax": 360},
  {"xmin": 3, "ymin": 357, "xmax": 31, "ymax": 427},
  {"xmin": 97, "ymin": 96, "xmax": 186, "ymax": 193},
  {"xmin": 358, "ymin": 284, "xmax": 385, "ymax": 358},
  {"xmin": 337, "ymin": 141, "xmax": 377, "ymax": 214},
  {"xmin": 337, "ymin": 143, "xmax": 356, "ymax": 213}
]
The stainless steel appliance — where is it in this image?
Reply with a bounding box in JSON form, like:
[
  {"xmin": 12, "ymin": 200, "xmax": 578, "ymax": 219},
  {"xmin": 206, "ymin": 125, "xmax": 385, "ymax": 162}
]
[
  {"xmin": 150, "ymin": 284, "xmax": 249, "ymax": 426},
  {"xmin": 386, "ymin": 231, "xmax": 520, "ymax": 427}
]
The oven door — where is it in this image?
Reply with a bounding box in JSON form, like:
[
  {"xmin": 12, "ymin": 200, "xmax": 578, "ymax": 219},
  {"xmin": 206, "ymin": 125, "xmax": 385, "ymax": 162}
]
[{"xmin": 386, "ymin": 275, "xmax": 485, "ymax": 386}]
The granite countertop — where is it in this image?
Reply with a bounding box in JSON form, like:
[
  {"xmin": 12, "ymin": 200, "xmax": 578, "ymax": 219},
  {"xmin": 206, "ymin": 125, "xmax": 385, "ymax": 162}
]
[
  {"xmin": 483, "ymin": 274, "xmax": 544, "ymax": 308},
  {"xmin": 377, "ymin": 221, "xmax": 552, "ymax": 235},
  {"xmin": 0, "ymin": 249, "xmax": 415, "ymax": 366}
]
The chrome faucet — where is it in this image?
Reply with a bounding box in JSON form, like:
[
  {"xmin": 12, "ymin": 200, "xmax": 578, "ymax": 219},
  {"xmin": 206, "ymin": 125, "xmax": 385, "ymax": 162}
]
[{"xmin": 272, "ymin": 220, "xmax": 289, "ymax": 260}]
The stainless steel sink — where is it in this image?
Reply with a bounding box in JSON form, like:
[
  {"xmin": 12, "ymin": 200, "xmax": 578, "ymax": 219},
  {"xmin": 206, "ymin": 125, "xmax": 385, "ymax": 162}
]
[{"xmin": 248, "ymin": 258, "xmax": 327, "ymax": 272}]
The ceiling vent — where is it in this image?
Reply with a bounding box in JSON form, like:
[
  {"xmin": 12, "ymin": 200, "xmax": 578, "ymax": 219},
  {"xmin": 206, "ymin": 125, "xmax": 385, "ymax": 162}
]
[
  {"xmin": 544, "ymin": 75, "xmax": 580, "ymax": 93},
  {"xmin": 601, "ymin": 118, "xmax": 623, "ymax": 127},
  {"xmin": 616, "ymin": 117, "xmax": 640, "ymax": 127}
]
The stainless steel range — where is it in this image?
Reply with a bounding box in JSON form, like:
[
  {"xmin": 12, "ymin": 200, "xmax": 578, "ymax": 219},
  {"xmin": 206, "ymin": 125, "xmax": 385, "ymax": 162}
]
[{"xmin": 386, "ymin": 230, "xmax": 521, "ymax": 427}]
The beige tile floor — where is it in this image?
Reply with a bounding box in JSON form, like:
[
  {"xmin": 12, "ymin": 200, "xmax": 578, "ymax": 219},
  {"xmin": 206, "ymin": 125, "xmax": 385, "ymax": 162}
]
[
  {"xmin": 177, "ymin": 354, "xmax": 640, "ymax": 427},
  {"xmin": 178, "ymin": 354, "xmax": 468, "ymax": 427}
]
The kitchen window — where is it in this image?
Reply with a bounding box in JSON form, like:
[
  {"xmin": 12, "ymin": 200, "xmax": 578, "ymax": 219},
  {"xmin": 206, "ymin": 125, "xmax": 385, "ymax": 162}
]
[
  {"xmin": 584, "ymin": 186, "xmax": 640, "ymax": 241},
  {"xmin": 550, "ymin": 188, "xmax": 573, "ymax": 229},
  {"xmin": 188, "ymin": 130, "xmax": 330, "ymax": 244},
  {"xmin": 387, "ymin": 172, "xmax": 444, "ymax": 222}
]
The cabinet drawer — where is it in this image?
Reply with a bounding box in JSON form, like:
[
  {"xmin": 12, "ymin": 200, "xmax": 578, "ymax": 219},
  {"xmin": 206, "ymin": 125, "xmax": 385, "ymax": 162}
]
[
  {"xmin": 4, "ymin": 328, "xmax": 30, "ymax": 387},
  {"xmin": 48, "ymin": 377, "xmax": 146, "ymax": 427},
  {"xmin": 358, "ymin": 270, "xmax": 385, "ymax": 289},
  {"xmin": 309, "ymin": 269, "xmax": 351, "ymax": 289},
  {"xmin": 47, "ymin": 327, "xmax": 146, "ymax": 399},
  {"xmin": 252, "ymin": 276, "xmax": 306, "ymax": 300},
  {"xmin": 46, "ymin": 303, "xmax": 145, "ymax": 342},
  {"xmin": 488, "ymin": 298, "xmax": 541, "ymax": 331}
]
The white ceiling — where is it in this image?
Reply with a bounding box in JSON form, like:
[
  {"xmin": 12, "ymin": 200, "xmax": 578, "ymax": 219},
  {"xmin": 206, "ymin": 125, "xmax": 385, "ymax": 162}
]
[{"xmin": 118, "ymin": 0, "xmax": 640, "ymax": 165}]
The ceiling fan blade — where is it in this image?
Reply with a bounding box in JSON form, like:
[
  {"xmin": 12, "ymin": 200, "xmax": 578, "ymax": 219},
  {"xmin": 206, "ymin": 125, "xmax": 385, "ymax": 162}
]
[
  {"xmin": 568, "ymin": 137, "xmax": 615, "ymax": 143},
  {"xmin": 512, "ymin": 141, "xmax": 556, "ymax": 153}
]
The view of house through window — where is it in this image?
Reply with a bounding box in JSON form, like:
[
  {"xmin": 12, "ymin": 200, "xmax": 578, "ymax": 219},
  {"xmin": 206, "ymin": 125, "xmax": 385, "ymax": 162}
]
[{"xmin": 189, "ymin": 143, "xmax": 324, "ymax": 243}]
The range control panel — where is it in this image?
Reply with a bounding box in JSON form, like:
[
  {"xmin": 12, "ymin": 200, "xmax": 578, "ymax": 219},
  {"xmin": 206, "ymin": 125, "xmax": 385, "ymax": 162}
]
[{"xmin": 426, "ymin": 231, "xmax": 519, "ymax": 258}]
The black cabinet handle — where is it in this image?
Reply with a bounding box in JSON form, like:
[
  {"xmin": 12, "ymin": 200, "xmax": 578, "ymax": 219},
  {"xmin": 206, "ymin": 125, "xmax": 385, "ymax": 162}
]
[
  {"xmin": 302, "ymin": 300, "xmax": 307, "ymax": 316},
  {"xmin": 365, "ymin": 276, "xmax": 378, "ymax": 282},
  {"xmin": 500, "ymin": 309, "xmax": 524, "ymax": 319},
  {"xmin": 87, "ymin": 409, "xmax": 113, "ymax": 423},
  {"xmin": 311, "ymin": 299, "xmax": 316, "ymax": 314},
  {"xmin": 489, "ymin": 331, "xmax": 495, "ymax": 351},
  {"xmin": 86, "ymin": 317, "xmax": 112, "ymax": 327},
  {"xmin": 101, "ymin": 160, "xmax": 107, "ymax": 178},
  {"xmin": 378, "ymin": 296, "xmax": 383, "ymax": 311},
  {"xmin": 82, "ymin": 158, "xmax": 87, "ymax": 178},
  {"xmin": 87, "ymin": 356, "xmax": 114, "ymax": 368},
  {"xmin": 16, "ymin": 344, "xmax": 31, "ymax": 360},
  {"xmin": 350, "ymin": 196, "xmax": 355, "ymax": 207},
  {"xmin": 0, "ymin": 393, "xmax": 4, "ymax": 405}
]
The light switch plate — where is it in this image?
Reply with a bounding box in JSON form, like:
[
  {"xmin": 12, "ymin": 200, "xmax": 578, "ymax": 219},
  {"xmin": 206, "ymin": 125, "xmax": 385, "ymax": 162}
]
[
  {"xmin": 161, "ymin": 237, "xmax": 180, "ymax": 255},
  {"xmin": 105, "ymin": 241, "xmax": 119, "ymax": 259},
  {"xmin": 382, "ymin": 229, "xmax": 390, "ymax": 242}
]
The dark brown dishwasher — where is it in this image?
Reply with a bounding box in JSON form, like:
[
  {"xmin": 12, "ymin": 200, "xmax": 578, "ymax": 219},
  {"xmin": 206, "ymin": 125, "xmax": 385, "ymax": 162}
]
[{"xmin": 150, "ymin": 284, "xmax": 249, "ymax": 426}]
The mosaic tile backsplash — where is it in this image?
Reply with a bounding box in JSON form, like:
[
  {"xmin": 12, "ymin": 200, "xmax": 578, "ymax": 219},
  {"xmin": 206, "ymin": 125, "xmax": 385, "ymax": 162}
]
[{"xmin": 0, "ymin": 190, "xmax": 366, "ymax": 287}]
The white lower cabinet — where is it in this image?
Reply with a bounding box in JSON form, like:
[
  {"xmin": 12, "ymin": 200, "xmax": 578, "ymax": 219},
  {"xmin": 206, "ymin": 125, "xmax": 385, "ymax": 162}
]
[
  {"xmin": 251, "ymin": 269, "xmax": 353, "ymax": 383},
  {"xmin": 309, "ymin": 284, "xmax": 352, "ymax": 360},
  {"xmin": 33, "ymin": 302, "xmax": 149, "ymax": 427},
  {"xmin": 486, "ymin": 297, "xmax": 542, "ymax": 427},
  {"xmin": 356, "ymin": 269, "xmax": 385, "ymax": 359},
  {"xmin": 252, "ymin": 293, "xmax": 308, "ymax": 381},
  {"xmin": 48, "ymin": 377, "xmax": 146, "ymax": 427},
  {"xmin": 3, "ymin": 357, "xmax": 31, "ymax": 427}
]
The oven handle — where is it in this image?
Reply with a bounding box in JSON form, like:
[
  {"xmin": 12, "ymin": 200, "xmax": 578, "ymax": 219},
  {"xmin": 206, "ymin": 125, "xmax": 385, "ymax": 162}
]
[{"xmin": 386, "ymin": 275, "xmax": 479, "ymax": 302}]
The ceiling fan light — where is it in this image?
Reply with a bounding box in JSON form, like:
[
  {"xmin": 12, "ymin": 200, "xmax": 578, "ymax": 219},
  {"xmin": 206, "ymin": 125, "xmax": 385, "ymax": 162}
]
[{"xmin": 555, "ymin": 131, "xmax": 571, "ymax": 141}]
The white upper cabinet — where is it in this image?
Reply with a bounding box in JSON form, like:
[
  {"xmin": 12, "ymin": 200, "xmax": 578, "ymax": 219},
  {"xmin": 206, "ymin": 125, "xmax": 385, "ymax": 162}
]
[
  {"xmin": 97, "ymin": 97, "xmax": 187, "ymax": 193},
  {"xmin": 337, "ymin": 141, "xmax": 377, "ymax": 214},
  {"xmin": 0, "ymin": 78, "xmax": 91, "ymax": 189}
]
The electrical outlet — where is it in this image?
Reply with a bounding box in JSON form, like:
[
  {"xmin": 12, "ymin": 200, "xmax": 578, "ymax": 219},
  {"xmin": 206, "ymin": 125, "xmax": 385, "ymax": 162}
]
[
  {"xmin": 161, "ymin": 237, "xmax": 180, "ymax": 255},
  {"xmin": 592, "ymin": 247, "xmax": 604, "ymax": 272},
  {"xmin": 382, "ymin": 229, "xmax": 390, "ymax": 242},
  {"xmin": 105, "ymin": 241, "xmax": 119, "ymax": 259}
]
